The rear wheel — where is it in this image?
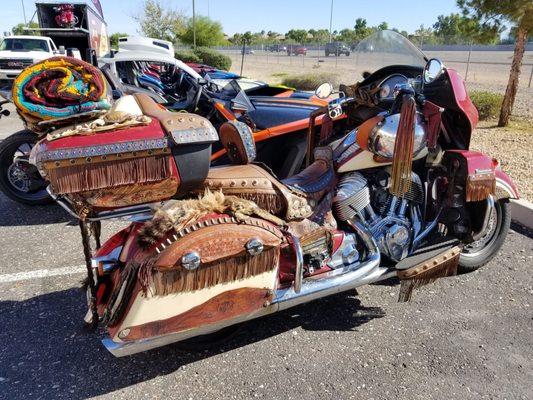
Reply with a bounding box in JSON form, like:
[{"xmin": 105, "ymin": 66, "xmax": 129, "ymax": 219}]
[
  {"xmin": 0, "ymin": 130, "xmax": 52, "ymax": 205},
  {"xmin": 458, "ymin": 199, "xmax": 511, "ymax": 273}
]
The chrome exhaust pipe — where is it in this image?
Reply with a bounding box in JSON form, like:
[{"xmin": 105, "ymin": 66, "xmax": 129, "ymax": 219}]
[
  {"xmin": 272, "ymin": 221, "xmax": 384, "ymax": 310},
  {"xmin": 102, "ymin": 222, "xmax": 390, "ymax": 357}
]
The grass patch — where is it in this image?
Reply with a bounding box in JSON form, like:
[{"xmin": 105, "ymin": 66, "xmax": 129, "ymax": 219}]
[
  {"xmin": 281, "ymin": 73, "xmax": 338, "ymax": 91},
  {"xmin": 470, "ymin": 91, "xmax": 503, "ymax": 120},
  {"xmin": 175, "ymin": 47, "xmax": 232, "ymax": 70},
  {"xmin": 271, "ymin": 72, "xmax": 289, "ymax": 78}
]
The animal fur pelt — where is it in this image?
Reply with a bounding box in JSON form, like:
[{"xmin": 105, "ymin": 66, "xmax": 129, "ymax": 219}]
[{"xmin": 137, "ymin": 189, "xmax": 286, "ymax": 249}]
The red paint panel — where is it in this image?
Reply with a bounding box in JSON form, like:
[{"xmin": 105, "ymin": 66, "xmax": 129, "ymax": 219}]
[{"xmin": 447, "ymin": 69, "xmax": 479, "ymax": 131}]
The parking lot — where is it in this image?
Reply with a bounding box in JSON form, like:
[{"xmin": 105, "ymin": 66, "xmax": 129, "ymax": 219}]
[{"xmin": 0, "ymin": 188, "xmax": 532, "ymax": 399}]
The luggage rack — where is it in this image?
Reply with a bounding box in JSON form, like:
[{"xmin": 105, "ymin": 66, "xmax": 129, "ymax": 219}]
[{"xmin": 47, "ymin": 186, "xmax": 155, "ymax": 222}]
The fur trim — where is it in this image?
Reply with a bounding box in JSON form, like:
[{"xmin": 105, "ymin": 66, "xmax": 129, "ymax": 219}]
[{"xmin": 137, "ymin": 190, "xmax": 285, "ymax": 250}]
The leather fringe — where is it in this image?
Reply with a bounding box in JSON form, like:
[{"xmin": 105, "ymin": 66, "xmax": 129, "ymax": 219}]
[
  {"xmin": 390, "ymin": 96, "xmax": 416, "ymax": 196},
  {"xmin": 47, "ymin": 155, "xmax": 171, "ymax": 194},
  {"xmin": 148, "ymin": 246, "xmax": 280, "ymax": 296},
  {"xmin": 466, "ymin": 175, "xmax": 496, "ymax": 202},
  {"xmin": 398, "ymin": 253, "xmax": 459, "ymax": 303}
]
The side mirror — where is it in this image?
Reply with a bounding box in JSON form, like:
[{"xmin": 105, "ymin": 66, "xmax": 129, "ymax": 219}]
[
  {"xmin": 315, "ymin": 82, "xmax": 333, "ymax": 99},
  {"xmin": 423, "ymin": 58, "xmax": 444, "ymax": 84}
]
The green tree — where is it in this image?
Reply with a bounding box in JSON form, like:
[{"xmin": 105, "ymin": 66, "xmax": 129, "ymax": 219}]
[
  {"xmin": 134, "ymin": 0, "xmax": 186, "ymax": 43},
  {"xmin": 286, "ymin": 29, "xmax": 308, "ymax": 44},
  {"xmin": 308, "ymin": 28, "xmax": 330, "ymax": 43},
  {"xmin": 433, "ymin": 13, "xmax": 500, "ymax": 44},
  {"xmin": 458, "ymin": 0, "xmax": 533, "ymax": 126},
  {"xmin": 353, "ymin": 18, "xmax": 372, "ymax": 41},
  {"xmin": 11, "ymin": 22, "xmax": 39, "ymax": 35},
  {"xmin": 109, "ymin": 32, "xmax": 128, "ymax": 48},
  {"xmin": 181, "ymin": 15, "xmax": 226, "ymax": 46},
  {"xmin": 378, "ymin": 21, "xmax": 389, "ymax": 31}
]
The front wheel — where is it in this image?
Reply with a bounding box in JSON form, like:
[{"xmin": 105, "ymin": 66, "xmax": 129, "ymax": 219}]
[
  {"xmin": 458, "ymin": 199, "xmax": 511, "ymax": 273},
  {"xmin": 0, "ymin": 130, "xmax": 52, "ymax": 205}
]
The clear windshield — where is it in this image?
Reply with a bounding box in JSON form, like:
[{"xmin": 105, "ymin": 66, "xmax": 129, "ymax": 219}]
[
  {"xmin": 0, "ymin": 38, "xmax": 50, "ymax": 52},
  {"xmin": 354, "ymin": 30, "xmax": 426, "ymax": 73}
]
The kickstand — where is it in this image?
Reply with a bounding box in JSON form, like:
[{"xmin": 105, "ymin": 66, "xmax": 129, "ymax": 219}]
[{"xmin": 79, "ymin": 220, "xmax": 99, "ymax": 331}]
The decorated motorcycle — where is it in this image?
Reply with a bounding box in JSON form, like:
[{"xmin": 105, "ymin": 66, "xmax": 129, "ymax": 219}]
[{"xmin": 27, "ymin": 31, "xmax": 517, "ymax": 357}]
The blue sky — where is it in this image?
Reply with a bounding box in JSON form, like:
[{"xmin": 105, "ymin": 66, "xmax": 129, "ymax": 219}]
[{"xmin": 2, "ymin": 0, "xmax": 461, "ymax": 36}]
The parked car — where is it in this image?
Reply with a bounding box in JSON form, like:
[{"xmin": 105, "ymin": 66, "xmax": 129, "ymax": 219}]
[
  {"xmin": 268, "ymin": 44, "xmax": 287, "ymax": 52},
  {"xmin": 241, "ymin": 48, "xmax": 254, "ymax": 55},
  {"xmin": 287, "ymin": 45, "xmax": 307, "ymax": 56},
  {"xmin": 325, "ymin": 42, "xmax": 350, "ymax": 56}
]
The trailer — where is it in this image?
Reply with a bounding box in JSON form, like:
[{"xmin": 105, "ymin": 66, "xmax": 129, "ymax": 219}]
[{"xmin": 29, "ymin": 1, "xmax": 110, "ymax": 62}]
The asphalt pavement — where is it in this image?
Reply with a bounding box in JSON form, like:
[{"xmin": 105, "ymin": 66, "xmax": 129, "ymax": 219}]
[{"xmin": 0, "ymin": 189, "xmax": 532, "ymax": 400}]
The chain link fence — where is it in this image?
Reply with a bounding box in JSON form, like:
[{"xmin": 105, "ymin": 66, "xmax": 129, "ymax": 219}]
[{"xmin": 177, "ymin": 42, "xmax": 533, "ymax": 89}]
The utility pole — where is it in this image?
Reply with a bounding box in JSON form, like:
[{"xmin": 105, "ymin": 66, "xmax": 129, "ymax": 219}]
[
  {"xmin": 192, "ymin": 0, "xmax": 196, "ymax": 49},
  {"xmin": 329, "ymin": 0, "xmax": 334, "ymax": 43},
  {"xmin": 21, "ymin": 0, "xmax": 27, "ymax": 24}
]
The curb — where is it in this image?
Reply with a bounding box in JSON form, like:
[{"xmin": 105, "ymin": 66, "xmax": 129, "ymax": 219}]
[{"xmin": 511, "ymin": 199, "xmax": 533, "ymax": 230}]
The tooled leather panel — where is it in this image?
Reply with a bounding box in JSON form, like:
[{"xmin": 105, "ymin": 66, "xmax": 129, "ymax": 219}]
[
  {"xmin": 197, "ymin": 164, "xmax": 313, "ymax": 220},
  {"xmin": 154, "ymin": 222, "xmax": 282, "ymax": 270}
]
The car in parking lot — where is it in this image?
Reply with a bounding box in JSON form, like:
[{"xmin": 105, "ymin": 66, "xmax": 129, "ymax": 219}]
[
  {"xmin": 268, "ymin": 44, "xmax": 287, "ymax": 52},
  {"xmin": 287, "ymin": 44, "xmax": 307, "ymax": 56},
  {"xmin": 325, "ymin": 42, "xmax": 350, "ymax": 56}
]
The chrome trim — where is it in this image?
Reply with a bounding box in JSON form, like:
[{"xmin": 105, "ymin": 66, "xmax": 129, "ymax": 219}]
[
  {"xmin": 47, "ymin": 186, "xmax": 155, "ymax": 222},
  {"xmin": 101, "ymin": 222, "xmax": 391, "ymax": 357},
  {"xmin": 290, "ymin": 235, "xmax": 304, "ymax": 294},
  {"xmin": 472, "ymin": 195, "xmax": 495, "ymax": 241},
  {"xmin": 91, "ymin": 246, "xmax": 123, "ymax": 274},
  {"xmin": 272, "ymin": 221, "xmax": 381, "ymax": 308},
  {"xmin": 412, "ymin": 207, "xmax": 443, "ymax": 250}
]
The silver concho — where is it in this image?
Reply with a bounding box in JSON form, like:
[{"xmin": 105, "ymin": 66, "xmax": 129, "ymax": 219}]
[
  {"xmin": 245, "ymin": 238, "xmax": 264, "ymax": 256},
  {"xmin": 181, "ymin": 251, "xmax": 201, "ymax": 270}
]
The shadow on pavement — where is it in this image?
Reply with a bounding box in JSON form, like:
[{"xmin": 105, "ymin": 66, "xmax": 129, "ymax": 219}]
[
  {"xmin": 0, "ymin": 193, "xmax": 72, "ymax": 226},
  {"xmin": 0, "ymin": 287, "xmax": 384, "ymax": 399}
]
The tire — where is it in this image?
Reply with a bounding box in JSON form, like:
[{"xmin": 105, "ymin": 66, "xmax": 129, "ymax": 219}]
[
  {"xmin": 458, "ymin": 199, "xmax": 511, "ymax": 273},
  {"xmin": 0, "ymin": 130, "xmax": 52, "ymax": 205}
]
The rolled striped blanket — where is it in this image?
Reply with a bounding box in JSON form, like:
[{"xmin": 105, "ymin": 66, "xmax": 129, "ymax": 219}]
[{"xmin": 12, "ymin": 56, "xmax": 111, "ymax": 130}]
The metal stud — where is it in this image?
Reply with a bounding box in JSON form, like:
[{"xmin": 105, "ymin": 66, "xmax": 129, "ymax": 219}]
[
  {"xmin": 118, "ymin": 328, "xmax": 130, "ymax": 339},
  {"xmin": 245, "ymin": 238, "xmax": 264, "ymax": 256},
  {"xmin": 181, "ymin": 251, "xmax": 201, "ymax": 270}
]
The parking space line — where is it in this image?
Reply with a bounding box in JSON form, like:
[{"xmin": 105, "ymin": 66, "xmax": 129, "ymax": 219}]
[{"xmin": 0, "ymin": 265, "xmax": 86, "ymax": 283}]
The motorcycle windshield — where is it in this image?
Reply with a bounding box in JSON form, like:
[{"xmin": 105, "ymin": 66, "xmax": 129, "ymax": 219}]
[{"xmin": 354, "ymin": 30, "xmax": 427, "ymax": 72}]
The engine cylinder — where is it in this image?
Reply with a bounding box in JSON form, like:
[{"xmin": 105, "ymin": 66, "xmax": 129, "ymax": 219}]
[{"xmin": 333, "ymin": 173, "xmax": 371, "ymax": 221}]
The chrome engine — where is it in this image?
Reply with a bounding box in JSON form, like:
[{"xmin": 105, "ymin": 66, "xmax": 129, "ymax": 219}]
[{"xmin": 333, "ymin": 172, "xmax": 424, "ymax": 262}]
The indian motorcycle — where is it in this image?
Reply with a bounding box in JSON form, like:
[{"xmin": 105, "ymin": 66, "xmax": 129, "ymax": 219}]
[{"xmin": 28, "ymin": 31, "xmax": 519, "ymax": 356}]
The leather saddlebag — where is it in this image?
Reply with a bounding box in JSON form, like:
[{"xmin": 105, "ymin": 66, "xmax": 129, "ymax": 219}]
[{"xmin": 30, "ymin": 106, "xmax": 219, "ymax": 211}]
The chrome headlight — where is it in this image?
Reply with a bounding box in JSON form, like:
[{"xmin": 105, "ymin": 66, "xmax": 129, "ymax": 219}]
[{"xmin": 367, "ymin": 113, "xmax": 427, "ymax": 160}]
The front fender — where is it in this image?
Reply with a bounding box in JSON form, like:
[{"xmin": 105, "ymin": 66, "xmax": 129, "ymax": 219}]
[
  {"xmin": 495, "ymin": 169, "xmax": 519, "ymax": 200},
  {"xmin": 492, "ymin": 158, "xmax": 519, "ymax": 199}
]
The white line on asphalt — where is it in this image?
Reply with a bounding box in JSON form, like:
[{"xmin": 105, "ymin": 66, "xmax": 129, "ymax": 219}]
[{"xmin": 0, "ymin": 265, "xmax": 87, "ymax": 283}]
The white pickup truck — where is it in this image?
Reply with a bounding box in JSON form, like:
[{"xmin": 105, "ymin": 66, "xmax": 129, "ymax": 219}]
[{"xmin": 0, "ymin": 35, "xmax": 59, "ymax": 87}]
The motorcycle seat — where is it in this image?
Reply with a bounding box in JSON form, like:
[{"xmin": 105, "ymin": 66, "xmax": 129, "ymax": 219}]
[{"xmin": 282, "ymin": 147, "xmax": 336, "ymax": 197}]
